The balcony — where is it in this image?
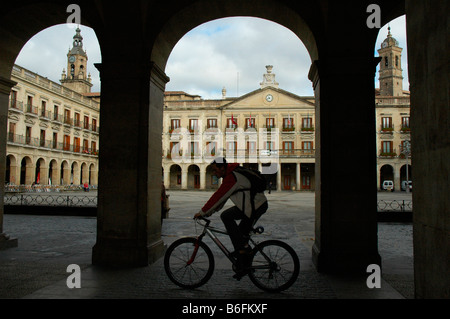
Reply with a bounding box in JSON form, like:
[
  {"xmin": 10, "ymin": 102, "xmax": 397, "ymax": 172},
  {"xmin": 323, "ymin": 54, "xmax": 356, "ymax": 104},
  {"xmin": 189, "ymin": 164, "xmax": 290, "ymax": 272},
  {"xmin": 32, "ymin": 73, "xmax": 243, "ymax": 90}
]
[
  {"xmin": 379, "ymin": 149, "xmax": 397, "ymax": 158},
  {"xmin": 282, "ymin": 125, "xmax": 295, "ymax": 132},
  {"xmin": 9, "ymin": 99, "xmax": 23, "ymax": 112},
  {"xmin": 25, "ymin": 104, "xmax": 38, "ymax": 116},
  {"xmin": 7, "ymin": 132, "xmax": 98, "ymax": 156},
  {"xmin": 380, "ymin": 124, "xmax": 394, "ymax": 134},
  {"xmin": 300, "ymin": 126, "xmax": 314, "ymax": 133}
]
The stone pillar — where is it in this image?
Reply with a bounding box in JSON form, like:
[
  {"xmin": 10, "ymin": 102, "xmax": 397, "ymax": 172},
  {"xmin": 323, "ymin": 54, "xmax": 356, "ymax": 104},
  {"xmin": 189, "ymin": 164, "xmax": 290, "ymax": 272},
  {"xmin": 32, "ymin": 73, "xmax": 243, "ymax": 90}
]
[
  {"xmin": 296, "ymin": 162, "xmax": 301, "ymax": 191},
  {"xmin": 0, "ymin": 76, "xmax": 18, "ymax": 250},
  {"xmin": 406, "ymin": 0, "xmax": 450, "ymax": 298},
  {"xmin": 393, "ymin": 163, "xmax": 401, "ymax": 191},
  {"xmin": 200, "ymin": 165, "xmax": 206, "ymax": 190},
  {"xmin": 181, "ymin": 166, "xmax": 188, "ymax": 189},
  {"xmin": 92, "ymin": 61, "xmax": 168, "ymax": 267},
  {"xmin": 276, "ymin": 164, "xmax": 281, "ymax": 191},
  {"xmin": 309, "ymin": 57, "xmax": 381, "ymax": 274}
]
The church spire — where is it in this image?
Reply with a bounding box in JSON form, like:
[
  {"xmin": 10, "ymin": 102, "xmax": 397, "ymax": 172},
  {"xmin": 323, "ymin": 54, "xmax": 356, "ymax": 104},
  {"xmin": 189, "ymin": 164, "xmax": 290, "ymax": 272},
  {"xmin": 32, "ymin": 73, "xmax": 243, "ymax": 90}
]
[
  {"xmin": 61, "ymin": 27, "xmax": 92, "ymax": 94},
  {"xmin": 377, "ymin": 28, "xmax": 403, "ymax": 96}
]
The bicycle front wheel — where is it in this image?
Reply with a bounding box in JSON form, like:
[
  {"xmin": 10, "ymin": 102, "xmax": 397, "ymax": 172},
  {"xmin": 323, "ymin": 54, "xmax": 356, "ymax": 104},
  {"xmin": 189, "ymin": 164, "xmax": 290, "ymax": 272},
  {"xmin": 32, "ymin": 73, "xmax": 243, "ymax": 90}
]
[
  {"xmin": 248, "ymin": 240, "xmax": 300, "ymax": 292},
  {"xmin": 164, "ymin": 237, "xmax": 215, "ymax": 289}
]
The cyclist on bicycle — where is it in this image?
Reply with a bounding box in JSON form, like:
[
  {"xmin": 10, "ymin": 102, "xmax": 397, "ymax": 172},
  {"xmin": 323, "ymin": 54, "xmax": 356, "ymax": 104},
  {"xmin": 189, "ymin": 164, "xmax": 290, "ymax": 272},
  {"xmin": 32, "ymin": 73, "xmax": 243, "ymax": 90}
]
[{"xmin": 194, "ymin": 157, "xmax": 268, "ymax": 278}]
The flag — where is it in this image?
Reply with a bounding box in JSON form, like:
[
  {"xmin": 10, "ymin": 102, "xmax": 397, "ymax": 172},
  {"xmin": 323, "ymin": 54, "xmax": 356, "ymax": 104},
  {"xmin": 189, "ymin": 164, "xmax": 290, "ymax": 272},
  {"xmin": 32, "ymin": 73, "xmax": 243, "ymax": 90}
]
[{"xmin": 231, "ymin": 114, "xmax": 237, "ymax": 126}]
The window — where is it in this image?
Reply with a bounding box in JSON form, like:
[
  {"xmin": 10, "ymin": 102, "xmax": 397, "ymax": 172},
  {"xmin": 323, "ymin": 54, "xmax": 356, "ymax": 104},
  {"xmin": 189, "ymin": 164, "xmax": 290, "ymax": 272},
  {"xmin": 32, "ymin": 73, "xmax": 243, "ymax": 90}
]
[
  {"xmin": 189, "ymin": 142, "xmax": 199, "ymax": 155},
  {"xmin": 189, "ymin": 119, "xmax": 198, "ymax": 132},
  {"xmin": 170, "ymin": 119, "xmax": 180, "ymax": 131},
  {"xmin": 40, "ymin": 129, "xmax": 46, "ymax": 147},
  {"xmin": 381, "ymin": 117, "xmax": 393, "ymax": 130},
  {"xmin": 74, "ymin": 112, "xmax": 81, "ymax": 127},
  {"xmin": 283, "ymin": 141, "xmax": 294, "ymax": 153},
  {"xmin": 302, "ymin": 117, "xmax": 313, "ymax": 129},
  {"xmin": 266, "ymin": 118, "xmax": 274, "ymax": 129},
  {"xmin": 91, "ymin": 141, "xmax": 97, "ymax": 153},
  {"xmin": 53, "ymin": 133, "xmax": 58, "ymax": 149},
  {"xmin": 169, "ymin": 142, "xmax": 181, "ymax": 158},
  {"xmin": 74, "ymin": 137, "xmax": 80, "ymax": 152},
  {"xmin": 8, "ymin": 122, "xmax": 15, "ymax": 142},
  {"xmin": 92, "ymin": 118, "xmax": 97, "ymax": 132},
  {"xmin": 401, "ymin": 117, "xmax": 410, "ymax": 129},
  {"xmin": 64, "ymin": 109, "xmax": 71, "ymax": 125},
  {"xmin": 207, "ymin": 119, "xmax": 217, "ymax": 128},
  {"xmin": 206, "ymin": 142, "xmax": 217, "ymax": 156},
  {"xmin": 384, "ymin": 56, "xmax": 388, "ymax": 67},
  {"xmin": 10, "ymin": 90, "xmax": 17, "ymax": 108},
  {"xmin": 245, "ymin": 117, "xmax": 255, "ymax": 129},
  {"xmin": 283, "ymin": 117, "xmax": 294, "ymax": 130},
  {"xmin": 63, "ymin": 135, "xmax": 70, "ymax": 151},
  {"xmin": 53, "ymin": 105, "xmax": 59, "ymax": 121},
  {"xmin": 247, "ymin": 141, "xmax": 257, "ymax": 156},
  {"xmin": 227, "ymin": 117, "xmax": 238, "ymax": 129},
  {"xmin": 226, "ymin": 141, "xmax": 237, "ymax": 154},
  {"xmin": 382, "ymin": 141, "xmax": 393, "ymax": 154},
  {"xmin": 41, "ymin": 101, "xmax": 47, "ymax": 117},
  {"xmin": 26, "ymin": 127, "xmax": 32, "ymax": 145},
  {"xmin": 302, "ymin": 141, "xmax": 312, "ymax": 149},
  {"xmin": 83, "ymin": 139, "xmax": 89, "ymax": 153},
  {"xmin": 84, "ymin": 115, "xmax": 89, "ymax": 129},
  {"xmin": 265, "ymin": 141, "xmax": 274, "ymax": 150}
]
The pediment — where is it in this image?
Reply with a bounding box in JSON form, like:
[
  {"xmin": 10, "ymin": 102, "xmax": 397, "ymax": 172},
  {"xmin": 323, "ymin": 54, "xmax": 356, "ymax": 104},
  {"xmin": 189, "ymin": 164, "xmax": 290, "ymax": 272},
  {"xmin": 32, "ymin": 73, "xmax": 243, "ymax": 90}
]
[{"xmin": 222, "ymin": 87, "xmax": 315, "ymax": 111}]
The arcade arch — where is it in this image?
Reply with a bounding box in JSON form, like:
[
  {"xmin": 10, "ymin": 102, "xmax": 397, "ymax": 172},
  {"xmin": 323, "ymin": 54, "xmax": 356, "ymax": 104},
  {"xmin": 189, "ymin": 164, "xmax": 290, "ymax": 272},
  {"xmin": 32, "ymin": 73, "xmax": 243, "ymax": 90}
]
[{"xmin": 0, "ymin": 1, "xmax": 447, "ymax": 298}]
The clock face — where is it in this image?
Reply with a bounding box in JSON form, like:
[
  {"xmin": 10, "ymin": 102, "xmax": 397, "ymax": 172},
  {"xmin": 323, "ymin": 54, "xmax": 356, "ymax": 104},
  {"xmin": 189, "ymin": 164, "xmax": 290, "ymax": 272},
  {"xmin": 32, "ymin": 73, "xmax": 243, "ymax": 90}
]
[
  {"xmin": 266, "ymin": 94, "xmax": 273, "ymax": 102},
  {"xmin": 69, "ymin": 56, "xmax": 76, "ymax": 62},
  {"xmin": 381, "ymin": 42, "xmax": 387, "ymax": 48}
]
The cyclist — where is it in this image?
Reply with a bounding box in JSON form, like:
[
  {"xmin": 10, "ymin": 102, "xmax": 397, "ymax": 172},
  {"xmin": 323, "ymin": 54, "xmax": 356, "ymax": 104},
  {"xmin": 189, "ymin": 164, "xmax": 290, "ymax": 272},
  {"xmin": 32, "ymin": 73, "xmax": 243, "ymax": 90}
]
[{"xmin": 194, "ymin": 157, "xmax": 268, "ymax": 278}]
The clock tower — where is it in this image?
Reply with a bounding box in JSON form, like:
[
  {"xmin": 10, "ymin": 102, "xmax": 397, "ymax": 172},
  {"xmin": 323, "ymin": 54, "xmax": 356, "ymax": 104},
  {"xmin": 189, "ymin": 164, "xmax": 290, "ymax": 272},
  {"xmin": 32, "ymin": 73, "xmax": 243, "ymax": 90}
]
[
  {"xmin": 377, "ymin": 27, "xmax": 404, "ymax": 96},
  {"xmin": 60, "ymin": 27, "xmax": 93, "ymax": 94}
]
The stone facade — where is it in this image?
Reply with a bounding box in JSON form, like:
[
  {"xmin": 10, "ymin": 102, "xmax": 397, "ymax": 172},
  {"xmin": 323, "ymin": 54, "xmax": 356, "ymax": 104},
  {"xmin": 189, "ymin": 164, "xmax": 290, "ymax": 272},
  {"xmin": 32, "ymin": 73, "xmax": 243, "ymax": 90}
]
[
  {"xmin": 5, "ymin": 29, "xmax": 99, "ymax": 189},
  {"xmin": 162, "ymin": 31, "xmax": 411, "ymax": 192}
]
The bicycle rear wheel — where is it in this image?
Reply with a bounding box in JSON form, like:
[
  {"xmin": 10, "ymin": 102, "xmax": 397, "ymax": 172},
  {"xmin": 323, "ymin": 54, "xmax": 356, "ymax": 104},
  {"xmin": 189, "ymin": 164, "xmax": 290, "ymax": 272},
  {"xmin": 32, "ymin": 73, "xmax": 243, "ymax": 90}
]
[
  {"xmin": 164, "ymin": 237, "xmax": 215, "ymax": 289},
  {"xmin": 248, "ymin": 240, "xmax": 300, "ymax": 292}
]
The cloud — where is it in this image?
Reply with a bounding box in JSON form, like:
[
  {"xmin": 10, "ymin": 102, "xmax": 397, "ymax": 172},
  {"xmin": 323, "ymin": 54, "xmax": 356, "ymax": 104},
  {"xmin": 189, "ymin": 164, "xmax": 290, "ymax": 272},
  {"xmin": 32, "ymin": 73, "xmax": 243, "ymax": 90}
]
[
  {"xmin": 165, "ymin": 17, "xmax": 314, "ymax": 99},
  {"xmin": 12, "ymin": 16, "xmax": 408, "ymax": 99},
  {"xmin": 15, "ymin": 24, "xmax": 101, "ymax": 92}
]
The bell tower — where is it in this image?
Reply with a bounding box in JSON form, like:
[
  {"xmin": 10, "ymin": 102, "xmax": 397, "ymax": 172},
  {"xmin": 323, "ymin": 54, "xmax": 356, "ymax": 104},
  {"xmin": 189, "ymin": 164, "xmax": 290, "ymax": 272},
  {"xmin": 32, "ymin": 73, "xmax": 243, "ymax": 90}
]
[
  {"xmin": 377, "ymin": 27, "xmax": 404, "ymax": 96},
  {"xmin": 60, "ymin": 27, "xmax": 93, "ymax": 94}
]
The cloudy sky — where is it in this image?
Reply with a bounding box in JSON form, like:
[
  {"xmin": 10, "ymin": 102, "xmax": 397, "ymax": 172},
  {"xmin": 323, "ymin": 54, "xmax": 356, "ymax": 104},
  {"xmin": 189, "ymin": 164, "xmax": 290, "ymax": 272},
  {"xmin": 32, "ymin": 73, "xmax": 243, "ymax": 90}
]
[{"xmin": 15, "ymin": 16, "xmax": 407, "ymax": 99}]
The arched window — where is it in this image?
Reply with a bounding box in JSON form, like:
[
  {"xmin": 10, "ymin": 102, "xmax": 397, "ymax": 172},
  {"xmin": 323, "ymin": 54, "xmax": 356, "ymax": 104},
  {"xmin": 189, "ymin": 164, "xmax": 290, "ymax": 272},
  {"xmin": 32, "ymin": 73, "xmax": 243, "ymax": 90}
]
[{"xmin": 384, "ymin": 56, "xmax": 388, "ymax": 67}]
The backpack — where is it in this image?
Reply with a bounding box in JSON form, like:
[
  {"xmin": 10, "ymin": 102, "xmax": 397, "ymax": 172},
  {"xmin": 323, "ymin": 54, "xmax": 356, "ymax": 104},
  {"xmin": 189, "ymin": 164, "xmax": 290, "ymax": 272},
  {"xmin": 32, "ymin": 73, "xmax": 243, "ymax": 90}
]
[
  {"xmin": 233, "ymin": 166, "xmax": 266, "ymax": 214},
  {"xmin": 233, "ymin": 166, "xmax": 266, "ymax": 193}
]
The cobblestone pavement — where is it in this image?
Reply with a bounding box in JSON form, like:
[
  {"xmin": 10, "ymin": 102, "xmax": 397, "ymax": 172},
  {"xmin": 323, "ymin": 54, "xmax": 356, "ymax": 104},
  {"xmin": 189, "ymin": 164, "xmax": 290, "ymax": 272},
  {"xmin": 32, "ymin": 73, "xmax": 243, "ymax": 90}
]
[{"xmin": 0, "ymin": 191, "xmax": 413, "ymax": 300}]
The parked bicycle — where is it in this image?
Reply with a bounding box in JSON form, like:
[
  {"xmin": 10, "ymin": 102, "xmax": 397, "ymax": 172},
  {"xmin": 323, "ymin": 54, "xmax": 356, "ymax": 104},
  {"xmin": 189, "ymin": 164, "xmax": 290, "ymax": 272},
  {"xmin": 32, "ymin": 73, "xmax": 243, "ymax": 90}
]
[{"xmin": 164, "ymin": 216, "xmax": 300, "ymax": 292}]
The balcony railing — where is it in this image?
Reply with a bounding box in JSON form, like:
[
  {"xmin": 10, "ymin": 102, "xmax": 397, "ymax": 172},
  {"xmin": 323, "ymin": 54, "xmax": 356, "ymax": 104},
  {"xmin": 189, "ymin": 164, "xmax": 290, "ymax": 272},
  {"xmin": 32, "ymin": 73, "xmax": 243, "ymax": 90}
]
[
  {"xmin": 164, "ymin": 148, "xmax": 316, "ymax": 159},
  {"xmin": 7, "ymin": 133, "xmax": 98, "ymax": 156}
]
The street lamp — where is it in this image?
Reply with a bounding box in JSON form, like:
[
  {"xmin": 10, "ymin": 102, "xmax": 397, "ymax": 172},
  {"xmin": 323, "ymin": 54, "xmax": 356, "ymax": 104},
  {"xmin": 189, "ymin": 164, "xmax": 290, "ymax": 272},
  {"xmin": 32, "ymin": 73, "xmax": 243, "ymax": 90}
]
[{"xmin": 399, "ymin": 140, "xmax": 411, "ymax": 193}]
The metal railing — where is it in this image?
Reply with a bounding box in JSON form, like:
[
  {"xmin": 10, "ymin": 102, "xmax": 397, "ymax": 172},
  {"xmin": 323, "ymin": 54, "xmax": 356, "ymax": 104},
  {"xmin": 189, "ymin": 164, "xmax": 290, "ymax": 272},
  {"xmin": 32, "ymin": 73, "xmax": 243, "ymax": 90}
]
[
  {"xmin": 4, "ymin": 193, "xmax": 97, "ymax": 207},
  {"xmin": 377, "ymin": 200, "xmax": 412, "ymax": 212}
]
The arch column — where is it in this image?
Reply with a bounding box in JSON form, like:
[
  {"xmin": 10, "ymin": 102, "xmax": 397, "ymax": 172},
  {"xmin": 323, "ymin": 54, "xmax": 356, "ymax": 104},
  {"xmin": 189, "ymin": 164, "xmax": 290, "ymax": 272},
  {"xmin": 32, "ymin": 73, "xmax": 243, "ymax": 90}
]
[
  {"xmin": 92, "ymin": 53, "xmax": 169, "ymax": 266},
  {"xmin": 296, "ymin": 162, "xmax": 301, "ymax": 191},
  {"xmin": 181, "ymin": 165, "xmax": 188, "ymax": 189},
  {"xmin": 200, "ymin": 164, "xmax": 206, "ymax": 190},
  {"xmin": 309, "ymin": 56, "xmax": 382, "ymax": 274},
  {"xmin": 0, "ymin": 76, "xmax": 18, "ymax": 250}
]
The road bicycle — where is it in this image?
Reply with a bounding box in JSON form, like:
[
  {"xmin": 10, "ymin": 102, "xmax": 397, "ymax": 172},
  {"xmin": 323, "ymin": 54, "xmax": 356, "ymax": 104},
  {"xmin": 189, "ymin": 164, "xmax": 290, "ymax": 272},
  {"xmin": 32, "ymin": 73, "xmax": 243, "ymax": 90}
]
[{"xmin": 164, "ymin": 216, "xmax": 300, "ymax": 292}]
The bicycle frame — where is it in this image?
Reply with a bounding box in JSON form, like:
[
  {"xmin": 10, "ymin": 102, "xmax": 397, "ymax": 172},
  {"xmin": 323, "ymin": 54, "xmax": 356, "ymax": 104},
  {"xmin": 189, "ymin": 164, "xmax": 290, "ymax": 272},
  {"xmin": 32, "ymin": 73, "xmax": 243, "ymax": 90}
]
[{"xmin": 194, "ymin": 217, "xmax": 261, "ymax": 265}]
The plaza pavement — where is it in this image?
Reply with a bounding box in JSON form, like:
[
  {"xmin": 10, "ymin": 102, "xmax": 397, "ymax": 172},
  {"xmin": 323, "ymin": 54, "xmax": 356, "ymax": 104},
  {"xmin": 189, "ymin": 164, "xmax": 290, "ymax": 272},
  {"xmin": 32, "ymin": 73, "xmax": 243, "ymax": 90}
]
[{"xmin": 0, "ymin": 190, "xmax": 414, "ymax": 302}]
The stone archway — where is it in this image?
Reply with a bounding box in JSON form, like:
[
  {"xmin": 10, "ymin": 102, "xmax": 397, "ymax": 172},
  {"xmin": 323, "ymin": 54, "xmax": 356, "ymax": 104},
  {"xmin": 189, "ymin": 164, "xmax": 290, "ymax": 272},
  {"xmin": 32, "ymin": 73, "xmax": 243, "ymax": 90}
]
[{"xmin": 0, "ymin": 1, "xmax": 448, "ymax": 298}]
